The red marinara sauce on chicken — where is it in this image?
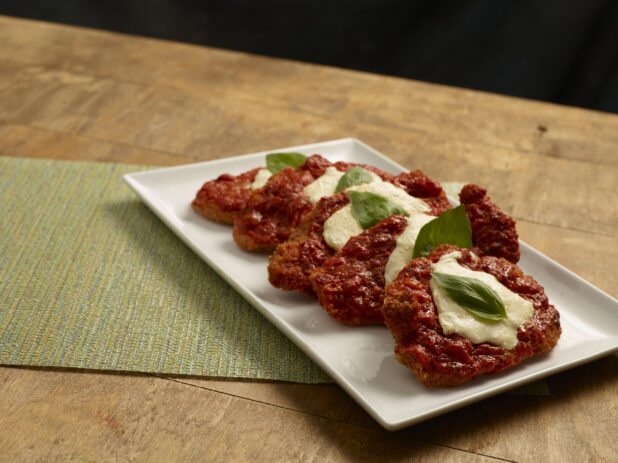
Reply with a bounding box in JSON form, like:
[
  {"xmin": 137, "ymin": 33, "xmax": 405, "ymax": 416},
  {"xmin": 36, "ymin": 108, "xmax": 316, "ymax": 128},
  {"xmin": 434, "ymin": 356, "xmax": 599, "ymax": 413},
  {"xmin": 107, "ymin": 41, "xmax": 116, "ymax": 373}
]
[{"xmin": 191, "ymin": 167, "xmax": 263, "ymax": 224}]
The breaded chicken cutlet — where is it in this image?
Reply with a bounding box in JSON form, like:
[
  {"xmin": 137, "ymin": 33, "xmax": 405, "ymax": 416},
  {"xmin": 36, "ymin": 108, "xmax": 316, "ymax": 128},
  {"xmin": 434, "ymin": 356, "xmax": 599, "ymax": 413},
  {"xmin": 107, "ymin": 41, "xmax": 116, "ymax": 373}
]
[
  {"xmin": 191, "ymin": 167, "xmax": 263, "ymax": 224},
  {"xmin": 382, "ymin": 245, "xmax": 561, "ymax": 387}
]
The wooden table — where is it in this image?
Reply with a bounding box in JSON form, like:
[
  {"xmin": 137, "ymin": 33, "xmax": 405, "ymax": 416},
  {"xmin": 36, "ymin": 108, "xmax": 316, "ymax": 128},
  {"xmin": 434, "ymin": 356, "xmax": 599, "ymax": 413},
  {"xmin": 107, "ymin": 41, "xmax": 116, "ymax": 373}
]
[{"xmin": 1, "ymin": 15, "xmax": 616, "ymax": 462}]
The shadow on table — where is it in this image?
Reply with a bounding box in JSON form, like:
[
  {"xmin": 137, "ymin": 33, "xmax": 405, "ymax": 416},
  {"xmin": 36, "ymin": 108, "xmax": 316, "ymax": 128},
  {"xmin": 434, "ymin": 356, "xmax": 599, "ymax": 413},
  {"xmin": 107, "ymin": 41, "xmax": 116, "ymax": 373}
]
[{"xmin": 269, "ymin": 354, "xmax": 617, "ymax": 460}]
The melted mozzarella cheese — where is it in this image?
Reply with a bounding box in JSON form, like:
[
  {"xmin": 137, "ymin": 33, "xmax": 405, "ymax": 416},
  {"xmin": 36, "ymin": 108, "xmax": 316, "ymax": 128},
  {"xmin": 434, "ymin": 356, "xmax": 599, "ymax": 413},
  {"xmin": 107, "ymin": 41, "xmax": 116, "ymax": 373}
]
[
  {"xmin": 384, "ymin": 214, "xmax": 436, "ymax": 285},
  {"xmin": 430, "ymin": 251, "xmax": 534, "ymax": 350},
  {"xmin": 302, "ymin": 167, "xmax": 346, "ymax": 204},
  {"xmin": 302, "ymin": 167, "xmax": 383, "ymax": 205},
  {"xmin": 323, "ymin": 179, "xmax": 430, "ymax": 251},
  {"xmin": 322, "ymin": 204, "xmax": 364, "ymax": 250},
  {"xmin": 441, "ymin": 181, "xmax": 465, "ymax": 200},
  {"xmin": 251, "ymin": 168, "xmax": 272, "ymax": 190}
]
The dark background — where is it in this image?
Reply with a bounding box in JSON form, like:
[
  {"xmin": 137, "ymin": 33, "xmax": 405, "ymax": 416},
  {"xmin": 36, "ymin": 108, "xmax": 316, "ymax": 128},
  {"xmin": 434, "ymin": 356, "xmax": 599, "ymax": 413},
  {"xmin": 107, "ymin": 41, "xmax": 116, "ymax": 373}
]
[{"xmin": 3, "ymin": 0, "xmax": 618, "ymax": 113}]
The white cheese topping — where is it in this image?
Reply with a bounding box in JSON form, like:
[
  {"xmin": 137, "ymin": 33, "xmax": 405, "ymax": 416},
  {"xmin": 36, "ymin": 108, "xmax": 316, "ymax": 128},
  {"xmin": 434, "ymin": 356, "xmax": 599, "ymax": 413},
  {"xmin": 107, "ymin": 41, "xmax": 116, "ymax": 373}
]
[
  {"xmin": 302, "ymin": 167, "xmax": 346, "ymax": 204},
  {"xmin": 384, "ymin": 214, "xmax": 436, "ymax": 285},
  {"xmin": 302, "ymin": 166, "xmax": 384, "ymax": 205},
  {"xmin": 430, "ymin": 251, "xmax": 534, "ymax": 350},
  {"xmin": 322, "ymin": 203, "xmax": 364, "ymax": 250},
  {"xmin": 323, "ymin": 179, "xmax": 431, "ymax": 251},
  {"xmin": 251, "ymin": 168, "xmax": 272, "ymax": 190},
  {"xmin": 441, "ymin": 181, "xmax": 466, "ymax": 201}
]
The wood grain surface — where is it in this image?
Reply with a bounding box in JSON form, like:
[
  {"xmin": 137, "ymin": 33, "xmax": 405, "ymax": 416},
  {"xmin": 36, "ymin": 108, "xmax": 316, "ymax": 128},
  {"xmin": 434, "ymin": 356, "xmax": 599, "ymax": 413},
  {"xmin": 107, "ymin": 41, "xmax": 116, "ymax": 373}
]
[{"xmin": 0, "ymin": 15, "xmax": 616, "ymax": 462}]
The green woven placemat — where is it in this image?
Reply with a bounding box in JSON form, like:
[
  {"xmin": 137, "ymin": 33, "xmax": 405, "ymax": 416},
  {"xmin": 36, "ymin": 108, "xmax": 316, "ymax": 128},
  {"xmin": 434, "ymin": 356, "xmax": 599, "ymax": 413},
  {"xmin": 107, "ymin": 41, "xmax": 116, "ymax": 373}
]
[
  {"xmin": 0, "ymin": 156, "xmax": 548, "ymax": 394},
  {"xmin": 0, "ymin": 156, "xmax": 329, "ymax": 382}
]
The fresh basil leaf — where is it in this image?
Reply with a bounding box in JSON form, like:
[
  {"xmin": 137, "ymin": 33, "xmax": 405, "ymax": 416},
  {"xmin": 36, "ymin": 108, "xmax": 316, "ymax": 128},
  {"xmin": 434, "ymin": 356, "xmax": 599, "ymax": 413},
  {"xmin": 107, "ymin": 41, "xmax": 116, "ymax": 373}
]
[
  {"xmin": 412, "ymin": 205, "xmax": 472, "ymax": 258},
  {"xmin": 335, "ymin": 166, "xmax": 374, "ymax": 193},
  {"xmin": 266, "ymin": 152, "xmax": 307, "ymax": 173},
  {"xmin": 348, "ymin": 191, "xmax": 409, "ymax": 230},
  {"xmin": 431, "ymin": 272, "xmax": 507, "ymax": 322}
]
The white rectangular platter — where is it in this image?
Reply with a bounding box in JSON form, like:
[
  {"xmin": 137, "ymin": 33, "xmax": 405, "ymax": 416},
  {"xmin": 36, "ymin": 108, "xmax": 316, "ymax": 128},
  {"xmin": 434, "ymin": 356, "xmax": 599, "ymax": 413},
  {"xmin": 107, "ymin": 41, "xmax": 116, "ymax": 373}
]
[{"xmin": 124, "ymin": 138, "xmax": 618, "ymax": 431}]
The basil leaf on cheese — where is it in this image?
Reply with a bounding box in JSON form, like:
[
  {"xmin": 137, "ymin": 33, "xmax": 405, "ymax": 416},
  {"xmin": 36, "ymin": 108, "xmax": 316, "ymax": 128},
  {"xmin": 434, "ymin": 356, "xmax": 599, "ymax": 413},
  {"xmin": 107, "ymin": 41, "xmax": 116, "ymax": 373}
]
[
  {"xmin": 431, "ymin": 272, "xmax": 507, "ymax": 322},
  {"xmin": 412, "ymin": 205, "xmax": 472, "ymax": 258},
  {"xmin": 335, "ymin": 166, "xmax": 374, "ymax": 193},
  {"xmin": 348, "ymin": 191, "xmax": 409, "ymax": 230},
  {"xmin": 266, "ymin": 152, "xmax": 307, "ymax": 173}
]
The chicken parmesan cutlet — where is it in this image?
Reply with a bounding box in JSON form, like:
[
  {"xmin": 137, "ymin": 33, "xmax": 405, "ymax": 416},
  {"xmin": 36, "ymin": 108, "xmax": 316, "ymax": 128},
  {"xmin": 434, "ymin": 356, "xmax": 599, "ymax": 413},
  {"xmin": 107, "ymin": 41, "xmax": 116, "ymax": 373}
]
[
  {"xmin": 267, "ymin": 170, "xmax": 451, "ymax": 296},
  {"xmin": 191, "ymin": 167, "xmax": 264, "ymax": 224},
  {"xmin": 382, "ymin": 245, "xmax": 561, "ymax": 387},
  {"xmin": 308, "ymin": 185, "xmax": 520, "ymax": 325},
  {"xmin": 232, "ymin": 155, "xmax": 395, "ymax": 252}
]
